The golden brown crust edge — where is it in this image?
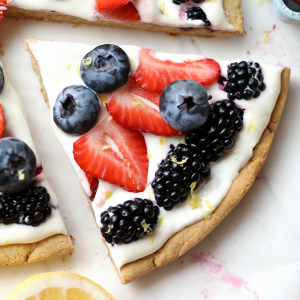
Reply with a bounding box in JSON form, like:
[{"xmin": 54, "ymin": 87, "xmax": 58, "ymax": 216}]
[
  {"xmin": 7, "ymin": 0, "xmax": 245, "ymax": 37},
  {"xmin": 0, "ymin": 234, "xmax": 74, "ymax": 268},
  {"xmin": 25, "ymin": 39, "xmax": 290, "ymax": 284}
]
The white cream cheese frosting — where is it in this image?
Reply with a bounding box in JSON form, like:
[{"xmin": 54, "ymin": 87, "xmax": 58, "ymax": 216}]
[
  {"xmin": 0, "ymin": 62, "xmax": 69, "ymax": 245},
  {"xmin": 27, "ymin": 40, "xmax": 283, "ymax": 269},
  {"xmin": 9, "ymin": 0, "xmax": 234, "ymax": 31}
]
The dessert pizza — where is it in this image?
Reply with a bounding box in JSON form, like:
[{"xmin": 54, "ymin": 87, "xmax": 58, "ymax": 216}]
[
  {"xmin": 25, "ymin": 39, "xmax": 290, "ymax": 283},
  {"xmin": 4, "ymin": 0, "xmax": 244, "ymax": 37},
  {"xmin": 0, "ymin": 61, "xmax": 74, "ymax": 268}
]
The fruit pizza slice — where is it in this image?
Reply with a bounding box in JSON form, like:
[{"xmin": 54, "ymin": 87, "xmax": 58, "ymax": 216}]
[
  {"xmin": 0, "ymin": 62, "xmax": 73, "ymax": 267},
  {"xmin": 5, "ymin": 0, "xmax": 244, "ymax": 37},
  {"xmin": 25, "ymin": 39, "xmax": 290, "ymax": 284}
]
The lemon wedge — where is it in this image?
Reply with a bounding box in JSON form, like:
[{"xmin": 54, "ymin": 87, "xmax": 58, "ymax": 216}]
[{"xmin": 5, "ymin": 272, "xmax": 115, "ymax": 300}]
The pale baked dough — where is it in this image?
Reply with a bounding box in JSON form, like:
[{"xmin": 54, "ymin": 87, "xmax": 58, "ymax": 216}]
[
  {"xmin": 0, "ymin": 234, "xmax": 74, "ymax": 267},
  {"xmin": 7, "ymin": 0, "xmax": 245, "ymax": 37},
  {"xmin": 25, "ymin": 39, "xmax": 290, "ymax": 283}
]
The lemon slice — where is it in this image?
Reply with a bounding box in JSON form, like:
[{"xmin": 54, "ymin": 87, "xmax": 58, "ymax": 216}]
[{"xmin": 5, "ymin": 272, "xmax": 115, "ymax": 300}]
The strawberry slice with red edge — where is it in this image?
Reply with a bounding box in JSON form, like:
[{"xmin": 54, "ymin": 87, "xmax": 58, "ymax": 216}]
[
  {"xmin": 100, "ymin": 2, "xmax": 140, "ymax": 22},
  {"xmin": 132, "ymin": 48, "xmax": 221, "ymax": 92},
  {"xmin": 96, "ymin": 0, "xmax": 130, "ymax": 12},
  {"xmin": 0, "ymin": 1, "xmax": 7, "ymax": 22},
  {"xmin": 0, "ymin": 104, "xmax": 5, "ymax": 138},
  {"xmin": 84, "ymin": 171, "xmax": 99, "ymax": 201},
  {"xmin": 106, "ymin": 81, "xmax": 182, "ymax": 136},
  {"xmin": 292, "ymin": 0, "xmax": 300, "ymax": 5},
  {"xmin": 126, "ymin": 78, "xmax": 160, "ymax": 106},
  {"xmin": 73, "ymin": 117, "xmax": 148, "ymax": 193}
]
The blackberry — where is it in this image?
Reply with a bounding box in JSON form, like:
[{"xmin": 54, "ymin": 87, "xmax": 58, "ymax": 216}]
[
  {"xmin": 100, "ymin": 198, "xmax": 160, "ymax": 245},
  {"xmin": 185, "ymin": 100, "xmax": 244, "ymax": 162},
  {"xmin": 152, "ymin": 144, "xmax": 210, "ymax": 211},
  {"xmin": 186, "ymin": 7, "xmax": 211, "ymax": 26},
  {"xmin": 224, "ymin": 61, "xmax": 266, "ymax": 100},
  {"xmin": 173, "ymin": 0, "xmax": 204, "ymax": 5},
  {"xmin": 0, "ymin": 183, "xmax": 52, "ymax": 226}
]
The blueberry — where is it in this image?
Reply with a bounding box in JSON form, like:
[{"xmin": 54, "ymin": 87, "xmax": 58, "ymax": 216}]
[
  {"xmin": 53, "ymin": 85, "xmax": 100, "ymax": 135},
  {"xmin": 159, "ymin": 80, "xmax": 210, "ymax": 131},
  {"xmin": 0, "ymin": 138, "xmax": 36, "ymax": 194},
  {"xmin": 0, "ymin": 66, "xmax": 4, "ymax": 94},
  {"xmin": 79, "ymin": 44, "xmax": 131, "ymax": 94}
]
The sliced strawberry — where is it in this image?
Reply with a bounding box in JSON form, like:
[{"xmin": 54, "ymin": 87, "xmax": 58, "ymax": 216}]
[
  {"xmin": 292, "ymin": 0, "xmax": 300, "ymax": 5},
  {"xmin": 132, "ymin": 48, "xmax": 221, "ymax": 92},
  {"xmin": 96, "ymin": 0, "xmax": 130, "ymax": 12},
  {"xmin": 34, "ymin": 166, "xmax": 43, "ymax": 177},
  {"xmin": 0, "ymin": 104, "xmax": 5, "ymax": 138},
  {"xmin": 106, "ymin": 88, "xmax": 182, "ymax": 136},
  {"xmin": 126, "ymin": 78, "xmax": 160, "ymax": 106},
  {"xmin": 101, "ymin": 2, "xmax": 140, "ymax": 22},
  {"xmin": 0, "ymin": 1, "xmax": 7, "ymax": 22},
  {"xmin": 73, "ymin": 117, "xmax": 148, "ymax": 193},
  {"xmin": 84, "ymin": 171, "xmax": 99, "ymax": 201}
]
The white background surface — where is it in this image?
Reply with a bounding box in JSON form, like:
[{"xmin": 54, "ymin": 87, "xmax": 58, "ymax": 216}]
[{"xmin": 0, "ymin": 0, "xmax": 300, "ymax": 299}]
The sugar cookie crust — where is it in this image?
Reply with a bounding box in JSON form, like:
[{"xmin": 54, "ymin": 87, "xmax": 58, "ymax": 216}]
[
  {"xmin": 8, "ymin": 0, "xmax": 245, "ymax": 37},
  {"xmin": 25, "ymin": 39, "xmax": 290, "ymax": 283},
  {"xmin": 0, "ymin": 234, "xmax": 74, "ymax": 267}
]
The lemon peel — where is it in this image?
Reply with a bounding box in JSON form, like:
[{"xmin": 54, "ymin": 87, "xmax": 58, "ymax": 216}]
[
  {"xmin": 107, "ymin": 115, "xmax": 113, "ymax": 121},
  {"xmin": 5, "ymin": 272, "xmax": 115, "ymax": 300},
  {"xmin": 147, "ymin": 153, "xmax": 153, "ymax": 159},
  {"xmin": 171, "ymin": 156, "xmax": 188, "ymax": 166},
  {"xmin": 205, "ymin": 200, "xmax": 214, "ymax": 212},
  {"xmin": 159, "ymin": 218, "xmax": 164, "ymax": 225},
  {"xmin": 151, "ymin": 237, "xmax": 155, "ymax": 245}
]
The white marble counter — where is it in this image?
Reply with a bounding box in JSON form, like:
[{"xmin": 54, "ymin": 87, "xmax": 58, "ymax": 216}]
[{"xmin": 0, "ymin": 0, "xmax": 299, "ymax": 299}]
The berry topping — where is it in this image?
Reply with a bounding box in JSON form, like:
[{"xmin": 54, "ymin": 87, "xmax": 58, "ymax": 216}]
[
  {"xmin": 100, "ymin": 198, "xmax": 160, "ymax": 244},
  {"xmin": 185, "ymin": 100, "xmax": 244, "ymax": 162},
  {"xmin": 224, "ymin": 61, "xmax": 266, "ymax": 100},
  {"xmin": 0, "ymin": 138, "xmax": 36, "ymax": 194},
  {"xmin": 186, "ymin": 7, "xmax": 211, "ymax": 26},
  {"xmin": 132, "ymin": 48, "xmax": 220, "ymax": 92},
  {"xmin": 73, "ymin": 117, "xmax": 148, "ymax": 193},
  {"xmin": 0, "ymin": 1, "xmax": 7, "ymax": 22},
  {"xmin": 0, "ymin": 104, "xmax": 5, "ymax": 138},
  {"xmin": 53, "ymin": 85, "xmax": 100, "ymax": 135},
  {"xmin": 101, "ymin": 2, "xmax": 141, "ymax": 22},
  {"xmin": 106, "ymin": 79, "xmax": 182, "ymax": 136},
  {"xmin": 0, "ymin": 183, "xmax": 52, "ymax": 226},
  {"xmin": 0, "ymin": 66, "xmax": 4, "ymax": 93},
  {"xmin": 291, "ymin": 0, "xmax": 300, "ymax": 5},
  {"xmin": 152, "ymin": 144, "xmax": 210, "ymax": 211},
  {"xmin": 173, "ymin": 0, "xmax": 204, "ymax": 4},
  {"xmin": 96, "ymin": 0, "xmax": 130, "ymax": 12},
  {"xmin": 80, "ymin": 44, "xmax": 131, "ymax": 94},
  {"xmin": 159, "ymin": 80, "xmax": 210, "ymax": 131},
  {"xmin": 85, "ymin": 171, "xmax": 99, "ymax": 201}
]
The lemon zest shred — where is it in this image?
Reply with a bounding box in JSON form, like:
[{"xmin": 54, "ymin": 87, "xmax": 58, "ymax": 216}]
[
  {"xmin": 101, "ymin": 145, "xmax": 111, "ymax": 150},
  {"xmin": 132, "ymin": 97, "xmax": 147, "ymax": 109},
  {"xmin": 105, "ymin": 191, "xmax": 112, "ymax": 200},
  {"xmin": 107, "ymin": 115, "xmax": 113, "ymax": 121},
  {"xmin": 82, "ymin": 57, "xmax": 92, "ymax": 65},
  {"xmin": 151, "ymin": 237, "xmax": 155, "ymax": 245},
  {"xmin": 141, "ymin": 219, "xmax": 151, "ymax": 233},
  {"xmin": 67, "ymin": 64, "xmax": 72, "ymax": 70},
  {"xmin": 205, "ymin": 200, "xmax": 214, "ymax": 212},
  {"xmin": 159, "ymin": 218, "xmax": 164, "ymax": 225},
  {"xmin": 171, "ymin": 156, "xmax": 189, "ymax": 166},
  {"xmin": 263, "ymin": 30, "xmax": 271, "ymax": 43},
  {"xmin": 247, "ymin": 117, "xmax": 256, "ymax": 133},
  {"xmin": 100, "ymin": 95, "xmax": 109, "ymax": 103},
  {"xmin": 18, "ymin": 169, "xmax": 25, "ymax": 181},
  {"xmin": 159, "ymin": 137, "xmax": 167, "ymax": 145}
]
